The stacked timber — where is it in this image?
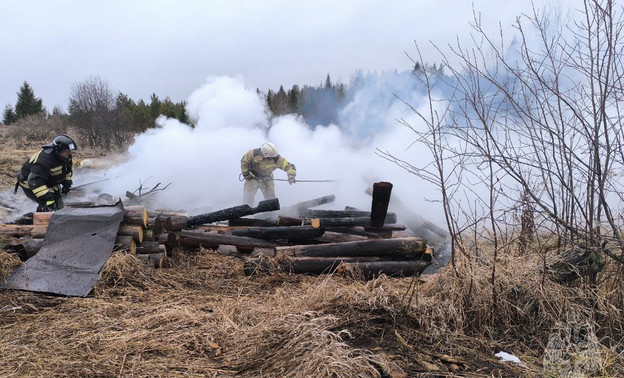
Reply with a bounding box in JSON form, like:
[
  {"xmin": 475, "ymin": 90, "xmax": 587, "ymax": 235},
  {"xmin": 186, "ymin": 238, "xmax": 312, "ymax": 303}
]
[
  {"xmin": 172, "ymin": 186, "xmax": 433, "ymax": 278},
  {"xmin": 1, "ymin": 205, "xmax": 176, "ymax": 269},
  {"xmin": 1, "ymin": 183, "xmax": 434, "ymax": 278}
]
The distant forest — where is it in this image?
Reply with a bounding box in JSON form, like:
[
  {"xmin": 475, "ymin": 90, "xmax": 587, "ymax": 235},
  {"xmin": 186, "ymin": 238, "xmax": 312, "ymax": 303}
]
[{"xmin": 2, "ymin": 64, "xmax": 440, "ymax": 149}]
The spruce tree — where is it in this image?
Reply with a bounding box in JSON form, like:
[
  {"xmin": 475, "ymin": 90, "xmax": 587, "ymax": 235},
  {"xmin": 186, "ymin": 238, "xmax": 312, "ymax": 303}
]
[
  {"xmin": 2, "ymin": 104, "xmax": 17, "ymax": 124},
  {"xmin": 15, "ymin": 81, "xmax": 44, "ymax": 119}
]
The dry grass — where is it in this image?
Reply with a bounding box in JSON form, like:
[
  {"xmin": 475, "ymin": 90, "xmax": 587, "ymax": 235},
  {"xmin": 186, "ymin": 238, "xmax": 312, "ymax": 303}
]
[
  {"xmin": 5, "ymin": 243, "xmax": 621, "ymax": 377},
  {"xmin": 2, "ymin": 136, "xmax": 624, "ymax": 376}
]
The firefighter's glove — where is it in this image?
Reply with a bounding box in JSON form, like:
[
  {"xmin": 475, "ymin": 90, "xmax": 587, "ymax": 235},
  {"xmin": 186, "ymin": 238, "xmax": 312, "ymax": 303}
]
[
  {"xmin": 243, "ymin": 172, "xmax": 256, "ymax": 181},
  {"xmin": 288, "ymin": 176, "xmax": 296, "ymax": 185},
  {"xmin": 61, "ymin": 184, "xmax": 71, "ymax": 195}
]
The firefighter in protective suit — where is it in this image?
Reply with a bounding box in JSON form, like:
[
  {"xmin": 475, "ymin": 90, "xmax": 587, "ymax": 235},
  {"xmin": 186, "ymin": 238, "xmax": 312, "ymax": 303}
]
[
  {"xmin": 16, "ymin": 134, "xmax": 77, "ymax": 212},
  {"xmin": 241, "ymin": 142, "xmax": 296, "ymax": 205}
]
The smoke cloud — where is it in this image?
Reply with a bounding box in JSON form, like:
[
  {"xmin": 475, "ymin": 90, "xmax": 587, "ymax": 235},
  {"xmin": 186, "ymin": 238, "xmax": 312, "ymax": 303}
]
[{"xmin": 73, "ymin": 72, "xmax": 444, "ymax": 226}]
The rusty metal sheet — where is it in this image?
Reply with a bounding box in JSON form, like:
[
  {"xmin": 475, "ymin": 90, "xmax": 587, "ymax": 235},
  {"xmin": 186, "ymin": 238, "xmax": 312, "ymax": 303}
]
[{"xmin": 2, "ymin": 203, "xmax": 124, "ymax": 297}]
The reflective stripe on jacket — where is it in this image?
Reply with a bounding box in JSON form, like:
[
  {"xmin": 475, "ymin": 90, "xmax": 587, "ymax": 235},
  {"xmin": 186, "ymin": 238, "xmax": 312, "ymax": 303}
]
[
  {"xmin": 240, "ymin": 148, "xmax": 296, "ymax": 179},
  {"xmin": 19, "ymin": 148, "xmax": 73, "ymax": 198}
]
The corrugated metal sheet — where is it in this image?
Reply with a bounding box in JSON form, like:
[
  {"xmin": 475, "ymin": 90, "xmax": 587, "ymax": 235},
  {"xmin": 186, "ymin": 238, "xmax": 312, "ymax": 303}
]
[{"xmin": 2, "ymin": 203, "xmax": 124, "ymax": 297}]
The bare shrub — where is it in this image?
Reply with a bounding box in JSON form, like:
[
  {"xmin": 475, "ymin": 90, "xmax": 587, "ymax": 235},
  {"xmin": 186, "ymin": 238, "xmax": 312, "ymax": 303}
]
[{"xmin": 6, "ymin": 113, "xmax": 68, "ymax": 141}]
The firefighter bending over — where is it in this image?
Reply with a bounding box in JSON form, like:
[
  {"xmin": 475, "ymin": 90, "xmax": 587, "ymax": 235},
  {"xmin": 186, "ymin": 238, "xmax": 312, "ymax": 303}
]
[
  {"xmin": 240, "ymin": 142, "xmax": 296, "ymax": 205},
  {"xmin": 16, "ymin": 134, "xmax": 77, "ymax": 212}
]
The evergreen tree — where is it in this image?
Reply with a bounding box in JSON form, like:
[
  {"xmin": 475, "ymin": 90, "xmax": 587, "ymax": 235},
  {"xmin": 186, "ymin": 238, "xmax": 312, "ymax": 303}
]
[
  {"xmin": 324, "ymin": 74, "xmax": 332, "ymax": 89},
  {"xmin": 287, "ymin": 85, "xmax": 300, "ymax": 113},
  {"xmin": 2, "ymin": 104, "xmax": 17, "ymax": 125},
  {"xmin": 15, "ymin": 81, "xmax": 44, "ymax": 119}
]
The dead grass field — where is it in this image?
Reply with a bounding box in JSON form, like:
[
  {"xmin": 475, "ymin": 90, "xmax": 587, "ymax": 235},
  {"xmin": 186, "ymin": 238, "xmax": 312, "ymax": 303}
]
[{"xmin": 1, "ymin": 128, "xmax": 623, "ymax": 377}]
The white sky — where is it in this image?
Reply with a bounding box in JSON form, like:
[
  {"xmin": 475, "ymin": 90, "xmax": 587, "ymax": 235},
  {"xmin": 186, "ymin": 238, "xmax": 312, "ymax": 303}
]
[{"xmin": 0, "ymin": 0, "xmax": 570, "ymax": 112}]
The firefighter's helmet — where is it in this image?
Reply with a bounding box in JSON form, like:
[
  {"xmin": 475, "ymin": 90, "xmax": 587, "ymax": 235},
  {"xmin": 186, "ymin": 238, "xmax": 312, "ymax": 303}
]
[
  {"xmin": 43, "ymin": 134, "xmax": 78, "ymax": 152},
  {"xmin": 260, "ymin": 142, "xmax": 278, "ymax": 158}
]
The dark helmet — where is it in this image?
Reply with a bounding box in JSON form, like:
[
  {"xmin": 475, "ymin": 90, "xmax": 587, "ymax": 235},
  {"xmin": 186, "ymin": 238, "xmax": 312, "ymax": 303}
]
[{"xmin": 43, "ymin": 134, "xmax": 78, "ymax": 152}]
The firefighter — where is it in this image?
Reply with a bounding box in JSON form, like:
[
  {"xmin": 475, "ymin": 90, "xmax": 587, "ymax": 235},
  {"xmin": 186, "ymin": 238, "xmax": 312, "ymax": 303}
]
[
  {"xmin": 16, "ymin": 134, "xmax": 77, "ymax": 212},
  {"xmin": 240, "ymin": 142, "xmax": 296, "ymax": 205}
]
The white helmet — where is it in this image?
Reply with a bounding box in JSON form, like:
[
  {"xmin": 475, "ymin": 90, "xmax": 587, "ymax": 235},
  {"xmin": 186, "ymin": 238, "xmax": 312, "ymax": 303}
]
[{"xmin": 260, "ymin": 142, "xmax": 279, "ymax": 158}]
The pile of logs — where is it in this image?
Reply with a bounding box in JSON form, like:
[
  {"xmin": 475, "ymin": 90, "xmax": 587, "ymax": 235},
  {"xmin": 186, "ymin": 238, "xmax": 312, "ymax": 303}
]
[
  {"xmin": 1, "ymin": 182, "xmax": 434, "ymax": 278},
  {"xmin": 0, "ymin": 205, "xmax": 177, "ymax": 269}
]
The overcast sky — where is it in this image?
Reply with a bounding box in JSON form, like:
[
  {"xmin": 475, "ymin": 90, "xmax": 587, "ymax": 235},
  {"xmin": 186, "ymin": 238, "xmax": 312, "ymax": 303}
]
[{"xmin": 0, "ymin": 0, "xmax": 572, "ymax": 113}]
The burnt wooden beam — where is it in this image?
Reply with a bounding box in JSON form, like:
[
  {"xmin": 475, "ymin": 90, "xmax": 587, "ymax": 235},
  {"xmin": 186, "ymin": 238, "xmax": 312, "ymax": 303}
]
[
  {"xmin": 231, "ymin": 225, "xmax": 325, "ymax": 240},
  {"xmin": 169, "ymin": 198, "xmax": 280, "ymax": 229},
  {"xmin": 275, "ymin": 237, "xmax": 427, "ymax": 258},
  {"xmin": 280, "ymin": 195, "xmax": 336, "ymax": 216},
  {"xmin": 303, "ymin": 209, "xmax": 397, "ymax": 224},
  {"xmin": 370, "ymin": 182, "xmax": 393, "ymax": 228},
  {"xmin": 180, "ymin": 229, "xmax": 280, "ymax": 249},
  {"xmin": 228, "ymin": 217, "xmax": 279, "ymax": 227}
]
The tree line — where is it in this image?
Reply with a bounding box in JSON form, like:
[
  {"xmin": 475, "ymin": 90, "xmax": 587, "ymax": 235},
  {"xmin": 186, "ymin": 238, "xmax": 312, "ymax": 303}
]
[{"xmin": 2, "ymin": 78, "xmax": 189, "ymax": 149}]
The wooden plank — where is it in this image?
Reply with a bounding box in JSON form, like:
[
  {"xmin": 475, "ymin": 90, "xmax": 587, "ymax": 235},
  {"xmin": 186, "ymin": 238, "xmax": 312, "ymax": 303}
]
[{"xmin": 275, "ymin": 237, "xmax": 427, "ymax": 258}]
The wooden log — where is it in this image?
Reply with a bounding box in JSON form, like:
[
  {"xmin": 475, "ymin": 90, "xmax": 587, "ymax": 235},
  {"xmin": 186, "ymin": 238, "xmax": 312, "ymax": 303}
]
[
  {"xmin": 33, "ymin": 212, "xmax": 53, "ymax": 225},
  {"xmin": 370, "ymin": 182, "xmax": 393, "ymax": 228},
  {"xmin": 156, "ymin": 232, "xmax": 177, "ymax": 246},
  {"xmin": 115, "ymin": 235, "xmax": 136, "ymax": 254},
  {"xmin": 186, "ymin": 198, "xmax": 280, "ymax": 228},
  {"xmin": 314, "ymin": 231, "xmax": 370, "ymax": 243},
  {"xmin": 316, "ymin": 217, "xmax": 393, "ymax": 227},
  {"xmin": 179, "ymin": 237, "xmax": 219, "ymax": 250},
  {"xmin": 303, "ymin": 209, "xmax": 397, "ymax": 224},
  {"xmin": 152, "ymin": 216, "xmax": 167, "ymax": 234},
  {"xmin": 180, "ymin": 230, "xmax": 280, "ymax": 249},
  {"xmin": 136, "ymin": 252, "xmax": 165, "ymax": 268},
  {"xmin": 123, "ymin": 205, "xmax": 149, "ymax": 228},
  {"xmin": 276, "ymin": 216, "xmax": 321, "ymax": 227},
  {"xmin": 275, "ymin": 237, "xmax": 427, "ymax": 258},
  {"xmin": 135, "ymin": 241, "xmax": 161, "ymax": 254},
  {"xmin": 340, "ymin": 260, "xmax": 430, "ymax": 278},
  {"xmin": 280, "ymin": 195, "xmax": 336, "ymax": 217},
  {"xmin": 228, "ymin": 217, "xmax": 278, "ymax": 227},
  {"xmin": 231, "ymin": 225, "xmax": 325, "ymax": 240},
  {"xmin": 142, "ymin": 229, "xmax": 154, "ymax": 241},
  {"xmin": 244, "ymin": 256, "xmax": 381, "ymax": 275},
  {"xmin": 166, "ymin": 215, "xmax": 188, "ymax": 231},
  {"xmin": 158, "ymin": 243, "xmax": 170, "ymax": 259},
  {"xmin": 117, "ymin": 225, "xmax": 144, "ymax": 243},
  {"xmin": 0, "ymin": 224, "xmax": 48, "ymax": 240}
]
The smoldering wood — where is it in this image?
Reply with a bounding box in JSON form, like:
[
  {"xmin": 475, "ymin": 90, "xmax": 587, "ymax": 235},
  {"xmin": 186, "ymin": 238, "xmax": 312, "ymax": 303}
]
[
  {"xmin": 370, "ymin": 182, "xmax": 393, "ymax": 228},
  {"xmin": 279, "ymin": 195, "xmax": 336, "ymax": 217},
  {"xmin": 231, "ymin": 225, "xmax": 325, "ymax": 240},
  {"xmin": 274, "ymin": 237, "xmax": 427, "ymax": 258},
  {"xmin": 228, "ymin": 217, "xmax": 279, "ymax": 227},
  {"xmin": 181, "ymin": 230, "xmax": 281, "ymax": 249},
  {"xmin": 303, "ymin": 209, "xmax": 397, "ymax": 224},
  {"xmin": 171, "ymin": 198, "xmax": 281, "ymax": 229}
]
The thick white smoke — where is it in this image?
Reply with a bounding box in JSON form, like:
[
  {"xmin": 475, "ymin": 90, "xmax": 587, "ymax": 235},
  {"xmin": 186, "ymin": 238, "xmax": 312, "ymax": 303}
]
[{"xmin": 79, "ymin": 73, "xmax": 443, "ymax": 225}]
